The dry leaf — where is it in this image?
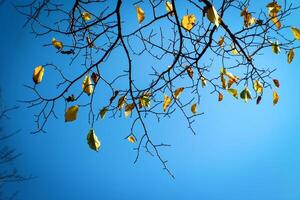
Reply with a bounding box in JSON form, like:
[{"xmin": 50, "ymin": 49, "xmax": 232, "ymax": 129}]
[
  {"xmin": 228, "ymin": 88, "xmax": 238, "ymax": 99},
  {"xmin": 136, "ymin": 6, "xmax": 145, "ymax": 24},
  {"xmin": 181, "ymin": 14, "xmax": 196, "ymax": 31},
  {"xmin": 165, "ymin": 1, "xmax": 174, "ymax": 16},
  {"xmin": 191, "ymin": 103, "xmax": 197, "ymax": 114},
  {"xmin": 82, "ymin": 12, "xmax": 92, "ymax": 21},
  {"xmin": 163, "ymin": 94, "xmax": 171, "ymax": 112},
  {"xmin": 87, "ymin": 129, "xmax": 101, "ymax": 152},
  {"xmin": 118, "ymin": 96, "xmax": 126, "ymax": 110},
  {"xmin": 287, "ymin": 48, "xmax": 294, "ymax": 64},
  {"xmin": 207, "ymin": 5, "xmax": 221, "ymax": 27},
  {"xmin": 82, "ymin": 75, "xmax": 94, "ymax": 96},
  {"xmin": 291, "ymin": 27, "xmax": 300, "ymax": 40},
  {"xmin": 174, "ymin": 87, "xmax": 184, "ymax": 99},
  {"xmin": 52, "ymin": 38, "xmax": 63, "ymax": 49},
  {"xmin": 65, "ymin": 105, "xmax": 79, "ymax": 122},
  {"xmin": 33, "ymin": 65, "xmax": 44, "ymax": 84},
  {"xmin": 273, "ymin": 91, "xmax": 279, "ymax": 105},
  {"xmin": 127, "ymin": 135, "xmax": 136, "ymax": 143},
  {"xmin": 125, "ymin": 103, "xmax": 135, "ymax": 117},
  {"xmin": 273, "ymin": 79, "xmax": 280, "ymax": 88}
]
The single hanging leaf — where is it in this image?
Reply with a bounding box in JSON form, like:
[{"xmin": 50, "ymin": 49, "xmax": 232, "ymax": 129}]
[
  {"xmin": 163, "ymin": 94, "xmax": 171, "ymax": 112},
  {"xmin": 82, "ymin": 75, "xmax": 94, "ymax": 96},
  {"xmin": 231, "ymin": 44, "xmax": 239, "ymax": 55},
  {"xmin": 272, "ymin": 41, "xmax": 280, "ymax": 54},
  {"xmin": 240, "ymin": 87, "xmax": 252, "ymax": 103},
  {"xmin": 206, "ymin": 5, "xmax": 221, "ymax": 27},
  {"xmin": 228, "ymin": 88, "xmax": 238, "ymax": 99},
  {"xmin": 65, "ymin": 105, "xmax": 79, "ymax": 122},
  {"xmin": 87, "ymin": 129, "xmax": 101, "ymax": 152},
  {"xmin": 273, "ymin": 79, "xmax": 280, "ymax": 88},
  {"xmin": 201, "ymin": 77, "xmax": 206, "ymax": 87},
  {"xmin": 32, "ymin": 65, "xmax": 44, "ymax": 84},
  {"xmin": 218, "ymin": 92, "xmax": 223, "ymax": 102},
  {"xmin": 91, "ymin": 72, "xmax": 100, "ymax": 85},
  {"xmin": 256, "ymin": 96, "xmax": 262, "ymax": 105},
  {"xmin": 221, "ymin": 67, "xmax": 239, "ymax": 83},
  {"xmin": 273, "ymin": 91, "xmax": 279, "ymax": 105},
  {"xmin": 221, "ymin": 74, "xmax": 227, "ymax": 89},
  {"xmin": 254, "ymin": 80, "xmax": 263, "ymax": 94},
  {"xmin": 173, "ymin": 87, "xmax": 184, "ymax": 99},
  {"xmin": 136, "ymin": 6, "xmax": 145, "ymax": 24},
  {"xmin": 66, "ymin": 94, "xmax": 75, "ymax": 102},
  {"xmin": 291, "ymin": 27, "xmax": 300, "ymax": 40},
  {"xmin": 181, "ymin": 14, "xmax": 196, "ymax": 31},
  {"xmin": 287, "ymin": 48, "xmax": 294, "ymax": 64},
  {"xmin": 139, "ymin": 93, "xmax": 151, "ymax": 108},
  {"xmin": 218, "ymin": 36, "xmax": 225, "ymax": 47},
  {"xmin": 86, "ymin": 36, "xmax": 93, "ymax": 48},
  {"xmin": 118, "ymin": 96, "xmax": 126, "ymax": 110},
  {"xmin": 100, "ymin": 107, "xmax": 107, "ymax": 120},
  {"xmin": 186, "ymin": 66, "xmax": 194, "ymax": 79},
  {"xmin": 165, "ymin": 1, "xmax": 174, "ymax": 16},
  {"xmin": 125, "ymin": 103, "xmax": 135, "ymax": 117},
  {"xmin": 52, "ymin": 38, "xmax": 63, "ymax": 49},
  {"xmin": 227, "ymin": 78, "xmax": 234, "ymax": 89},
  {"xmin": 127, "ymin": 135, "xmax": 136, "ymax": 143},
  {"xmin": 191, "ymin": 103, "xmax": 197, "ymax": 114},
  {"xmin": 82, "ymin": 12, "xmax": 92, "ymax": 21}
]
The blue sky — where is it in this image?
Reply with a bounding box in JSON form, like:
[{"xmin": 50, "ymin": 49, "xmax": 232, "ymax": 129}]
[{"xmin": 1, "ymin": 0, "xmax": 300, "ymax": 199}]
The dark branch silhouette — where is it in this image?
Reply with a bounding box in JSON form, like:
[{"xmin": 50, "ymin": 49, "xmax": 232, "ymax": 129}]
[{"xmin": 15, "ymin": 0, "xmax": 300, "ymax": 178}]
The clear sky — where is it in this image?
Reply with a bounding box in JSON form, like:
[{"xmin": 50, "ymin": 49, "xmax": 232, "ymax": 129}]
[{"xmin": 1, "ymin": 0, "xmax": 300, "ymax": 199}]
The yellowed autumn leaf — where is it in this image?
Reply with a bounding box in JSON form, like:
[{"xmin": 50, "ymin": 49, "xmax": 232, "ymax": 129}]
[
  {"xmin": 165, "ymin": 1, "xmax": 174, "ymax": 16},
  {"xmin": 291, "ymin": 27, "xmax": 300, "ymax": 40},
  {"xmin": 125, "ymin": 103, "xmax": 135, "ymax": 117},
  {"xmin": 191, "ymin": 103, "xmax": 197, "ymax": 114},
  {"xmin": 65, "ymin": 105, "xmax": 79, "ymax": 122},
  {"xmin": 273, "ymin": 91, "xmax": 279, "ymax": 105},
  {"xmin": 181, "ymin": 14, "xmax": 196, "ymax": 31},
  {"xmin": 240, "ymin": 87, "xmax": 252, "ymax": 103},
  {"xmin": 186, "ymin": 66, "xmax": 194, "ymax": 79},
  {"xmin": 118, "ymin": 96, "xmax": 126, "ymax": 110},
  {"xmin": 240, "ymin": 7, "xmax": 256, "ymax": 27},
  {"xmin": 231, "ymin": 44, "xmax": 239, "ymax": 55},
  {"xmin": 228, "ymin": 88, "xmax": 238, "ymax": 99},
  {"xmin": 288, "ymin": 48, "xmax": 295, "ymax": 64},
  {"xmin": 163, "ymin": 94, "xmax": 171, "ymax": 112},
  {"xmin": 218, "ymin": 92, "xmax": 223, "ymax": 102},
  {"xmin": 82, "ymin": 12, "xmax": 92, "ymax": 21},
  {"xmin": 136, "ymin": 6, "xmax": 145, "ymax": 24},
  {"xmin": 139, "ymin": 93, "xmax": 151, "ymax": 108},
  {"xmin": 201, "ymin": 77, "xmax": 207, "ymax": 87},
  {"xmin": 254, "ymin": 80, "xmax": 263, "ymax": 94},
  {"xmin": 272, "ymin": 41, "xmax": 280, "ymax": 54},
  {"xmin": 127, "ymin": 135, "xmax": 136, "ymax": 143},
  {"xmin": 100, "ymin": 107, "xmax": 107, "ymax": 119},
  {"xmin": 33, "ymin": 65, "xmax": 44, "ymax": 84},
  {"xmin": 173, "ymin": 87, "xmax": 184, "ymax": 99},
  {"xmin": 221, "ymin": 74, "xmax": 227, "ymax": 89},
  {"xmin": 227, "ymin": 78, "xmax": 234, "ymax": 89},
  {"xmin": 52, "ymin": 38, "xmax": 63, "ymax": 49},
  {"xmin": 218, "ymin": 36, "xmax": 225, "ymax": 47},
  {"xmin": 82, "ymin": 75, "xmax": 94, "ymax": 96},
  {"xmin": 87, "ymin": 129, "xmax": 101, "ymax": 152},
  {"xmin": 207, "ymin": 5, "xmax": 221, "ymax": 27},
  {"xmin": 221, "ymin": 67, "xmax": 239, "ymax": 83}
]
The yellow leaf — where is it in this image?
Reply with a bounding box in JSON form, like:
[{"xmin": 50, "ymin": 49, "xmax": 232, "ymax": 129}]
[
  {"xmin": 165, "ymin": 1, "xmax": 174, "ymax": 16},
  {"xmin": 272, "ymin": 41, "xmax": 280, "ymax": 54},
  {"xmin": 173, "ymin": 87, "xmax": 184, "ymax": 99},
  {"xmin": 288, "ymin": 48, "xmax": 294, "ymax": 64},
  {"xmin": 273, "ymin": 91, "xmax": 279, "ymax": 105},
  {"xmin": 127, "ymin": 135, "xmax": 136, "ymax": 143},
  {"xmin": 240, "ymin": 7, "xmax": 256, "ymax": 27},
  {"xmin": 221, "ymin": 67, "xmax": 239, "ymax": 83},
  {"xmin": 228, "ymin": 88, "xmax": 238, "ymax": 99},
  {"xmin": 118, "ymin": 96, "xmax": 126, "ymax": 110},
  {"xmin": 65, "ymin": 105, "xmax": 79, "ymax": 122},
  {"xmin": 52, "ymin": 38, "xmax": 63, "ymax": 49},
  {"xmin": 218, "ymin": 36, "xmax": 225, "ymax": 47},
  {"xmin": 125, "ymin": 103, "xmax": 135, "ymax": 117},
  {"xmin": 191, "ymin": 103, "xmax": 197, "ymax": 114},
  {"xmin": 82, "ymin": 75, "xmax": 94, "ymax": 96},
  {"xmin": 220, "ymin": 74, "xmax": 227, "ymax": 89},
  {"xmin": 136, "ymin": 6, "xmax": 145, "ymax": 24},
  {"xmin": 181, "ymin": 14, "xmax": 196, "ymax": 31},
  {"xmin": 201, "ymin": 77, "xmax": 207, "ymax": 87},
  {"xmin": 267, "ymin": 2, "xmax": 281, "ymax": 15},
  {"xmin": 82, "ymin": 12, "xmax": 92, "ymax": 21},
  {"xmin": 100, "ymin": 107, "xmax": 107, "ymax": 120},
  {"xmin": 291, "ymin": 27, "xmax": 300, "ymax": 40},
  {"xmin": 87, "ymin": 129, "xmax": 101, "ymax": 152},
  {"xmin": 231, "ymin": 44, "xmax": 239, "ymax": 55},
  {"xmin": 207, "ymin": 5, "xmax": 221, "ymax": 27},
  {"xmin": 32, "ymin": 65, "xmax": 44, "ymax": 84},
  {"xmin": 139, "ymin": 93, "xmax": 151, "ymax": 108},
  {"xmin": 227, "ymin": 78, "xmax": 234, "ymax": 89},
  {"xmin": 186, "ymin": 66, "xmax": 194, "ymax": 79},
  {"xmin": 254, "ymin": 80, "xmax": 263, "ymax": 94},
  {"xmin": 272, "ymin": 17, "xmax": 281, "ymax": 29},
  {"xmin": 240, "ymin": 87, "xmax": 252, "ymax": 103},
  {"xmin": 163, "ymin": 94, "xmax": 171, "ymax": 112}
]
